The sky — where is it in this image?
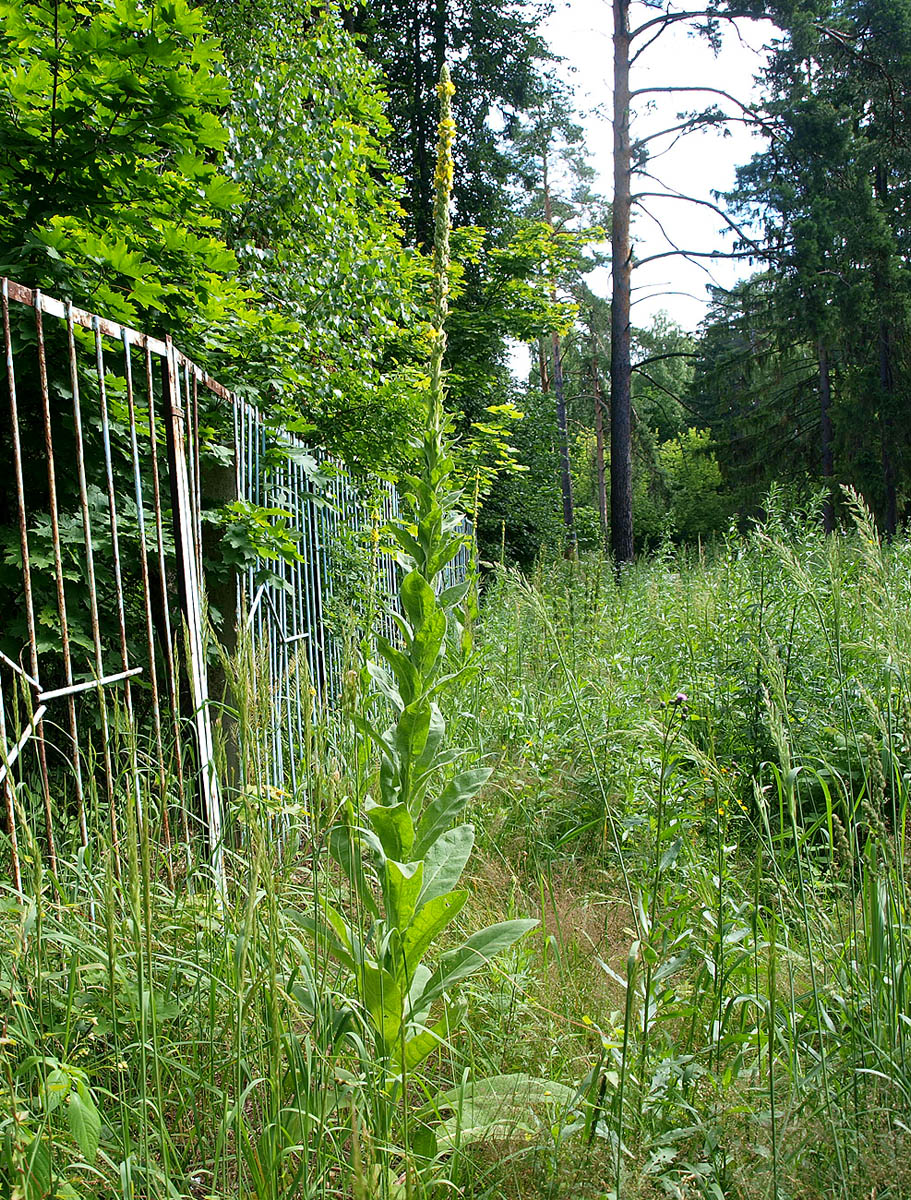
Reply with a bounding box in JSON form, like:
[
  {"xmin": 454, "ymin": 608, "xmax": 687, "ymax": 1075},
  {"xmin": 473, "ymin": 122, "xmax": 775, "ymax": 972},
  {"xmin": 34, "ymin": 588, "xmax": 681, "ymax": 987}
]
[{"xmin": 543, "ymin": 0, "xmax": 780, "ymax": 333}]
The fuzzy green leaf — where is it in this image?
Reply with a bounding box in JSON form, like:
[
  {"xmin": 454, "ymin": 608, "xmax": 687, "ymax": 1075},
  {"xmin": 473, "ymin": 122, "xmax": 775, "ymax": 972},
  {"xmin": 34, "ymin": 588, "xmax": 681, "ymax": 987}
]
[
  {"xmin": 414, "ymin": 768, "xmax": 492, "ymax": 857},
  {"xmin": 400, "ymin": 888, "xmax": 468, "ymax": 977},
  {"xmin": 419, "ymin": 824, "xmax": 474, "ymax": 904},
  {"xmin": 384, "ymin": 859, "xmax": 423, "ymax": 931},
  {"xmin": 421, "ymin": 920, "xmax": 538, "ymax": 1007},
  {"xmin": 365, "ymin": 800, "xmax": 415, "ymax": 861}
]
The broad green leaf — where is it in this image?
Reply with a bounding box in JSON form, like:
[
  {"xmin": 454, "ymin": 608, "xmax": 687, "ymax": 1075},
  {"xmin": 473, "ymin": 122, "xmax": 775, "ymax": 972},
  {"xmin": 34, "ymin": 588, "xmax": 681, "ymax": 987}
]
[
  {"xmin": 426, "ymin": 1074, "xmax": 576, "ymax": 1151},
  {"xmin": 438, "ymin": 580, "xmax": 470, "ymax": 609},
  {"xmin": 384, "ymin": 859, "xmax": 423, "ymax": 931},
  {"xmin": 365, "ymin": 660, "xmax": 402, "ymax": 709},
  {"xmin": 361, "ymin": 964, "xmax": 403, "ymax": 1048},
  {"xmin": 68, "ymin": 1082, "xmax": 101, "ymax": 1162},
  {"xmin": 410, "ymin": 603, "xmax": 447, "ymax": 678},
  {"xmin": 414, "ymin": 768, "xmax": 492, "ymax": 857},
  {"xmin": 416, "ymin": 702, "xmax": 445, "ymax": 772},
  {"xmin": 399, "ymin": 569, "xmax": 437, "ymax": 633},
  {"xmin": 394, "ymin": 701, "xmax": 432, "ymax": 777},
  {"xmin": 327, "ymin": 826, "xmax": 381, "ymax": 914},
  {"xmin": 421, "ymin": 920, "xmax": 537, "ymax": 1007},
  {"xmin": 400, "ymin": 889, "xmax": 468, "ymax": 977},
  {"xmin": 398, "ymin": 1001, "xmax": 465, "ymax": 1073},
  {"xmin": 365, "ymin": 800, "xmax": 415, "ymax": 861},
  {"xmin": 376, "ymin": 635, "xmax": 422, "ymax": 705},
  {"xmin": 419, "ymin": 824, "xmax": 474, "ymax": 904},
  {"xmin": 43, "ymin": 1067, "xmax": 70, "ymax": 1114}
]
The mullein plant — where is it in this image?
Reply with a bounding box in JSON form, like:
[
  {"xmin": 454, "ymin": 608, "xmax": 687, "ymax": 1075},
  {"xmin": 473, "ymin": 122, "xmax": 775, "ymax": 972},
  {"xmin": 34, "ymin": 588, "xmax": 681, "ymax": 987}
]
[{"xmin": 297, "ymin": 66, "xmax": 538, "ymax": 1196}]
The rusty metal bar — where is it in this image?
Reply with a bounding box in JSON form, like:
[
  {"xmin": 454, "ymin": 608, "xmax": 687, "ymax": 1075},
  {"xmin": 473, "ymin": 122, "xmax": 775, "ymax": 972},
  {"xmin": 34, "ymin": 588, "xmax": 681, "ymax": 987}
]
[
  {"xmin": 163, "ymin": 339, "xmax": 224, "ymax": 893},
  {"xmin": 35, "ymin": 296, "xmax": 88, "ymax": 852},
  {"xmin": 3, "ymin": 280, "xmax": 56, "ymax": 872},
  {"xmin": 124, "ymin": 334, "xmax": 173, "ymax": 876},
  {"xmin": 145, "ymin": 346, "xmax": 190, "ymax": 852},
  {"xmin": 67, "ymin": 301, "xmax": 120, "ymax": 870},
  {"xmin": 0, "ymin": 706, "xmax": 48, "ymax": 787},
  {"xmin": 0, "ymin": 684, "xmax": 22, "ymax": 895},
  {"xmin": 0, "ymin": 652, "xmax": 39, "ymax": 691},
  {"xmin": 2, "ymin": 276, "xmax": 469, "ymax": 886}
]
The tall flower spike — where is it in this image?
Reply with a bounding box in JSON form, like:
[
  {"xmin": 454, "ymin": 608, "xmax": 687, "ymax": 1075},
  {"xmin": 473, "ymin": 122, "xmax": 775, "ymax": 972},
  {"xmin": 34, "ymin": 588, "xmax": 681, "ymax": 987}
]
[{"xmin": 430, "ymin": 64, "xmax": 455, "ymax": 432}]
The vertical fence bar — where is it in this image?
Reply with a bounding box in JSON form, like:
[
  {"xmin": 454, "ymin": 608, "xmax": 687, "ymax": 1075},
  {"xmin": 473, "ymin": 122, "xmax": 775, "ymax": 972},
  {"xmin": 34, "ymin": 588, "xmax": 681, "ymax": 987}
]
[
  {"xmin": 94, "ymin": 317, "xmax": 141, "ymax": 830},
  {"xmin": 145, "ymin": 346, "xmax": 190, "ymax": 852},
  {"xmin": 1, "ymin": 280, "xmax": 471, "ymax": 890},
  {"xmin": 125, "ymin": 333, "xmax": 173, "ymax": 882},
  {"xmin": 3, "ymin": 280, "xmax": 55, "ymax": 872},
  {"xmin": 0, "ymin": 682, "xmax": 22, "ymax": 896},
  {"xmin": 35, "ymin": 298, "xmax": 87, "ymax": 855},
  {"xmin": 163, "ymin": 339, "xmax": 224, "ymax": 894},
  {"xmin": 67, "ymin": 303, "xmax": 120, "ymax": 874}
]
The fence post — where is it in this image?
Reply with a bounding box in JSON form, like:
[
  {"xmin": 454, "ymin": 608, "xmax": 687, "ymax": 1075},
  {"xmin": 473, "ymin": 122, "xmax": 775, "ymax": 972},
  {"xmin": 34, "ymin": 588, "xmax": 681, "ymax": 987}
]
[{"xmin": 162, "ymin": 339, "xmax": 225, "ymax": 895}]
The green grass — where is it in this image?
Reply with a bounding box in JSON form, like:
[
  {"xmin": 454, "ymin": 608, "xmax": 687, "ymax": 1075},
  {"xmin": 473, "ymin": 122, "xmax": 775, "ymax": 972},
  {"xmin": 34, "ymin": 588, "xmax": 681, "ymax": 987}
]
[{"xmin": 3, "ymin": 498, "xmax": 911, "ymax": 1199}]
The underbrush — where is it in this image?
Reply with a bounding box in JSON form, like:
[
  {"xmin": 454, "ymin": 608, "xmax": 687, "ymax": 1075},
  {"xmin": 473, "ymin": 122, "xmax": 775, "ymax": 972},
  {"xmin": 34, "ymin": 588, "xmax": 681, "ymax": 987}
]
[{"xmin": 3, "ymin": 501, "xmax": 911, "ymax": 1200}]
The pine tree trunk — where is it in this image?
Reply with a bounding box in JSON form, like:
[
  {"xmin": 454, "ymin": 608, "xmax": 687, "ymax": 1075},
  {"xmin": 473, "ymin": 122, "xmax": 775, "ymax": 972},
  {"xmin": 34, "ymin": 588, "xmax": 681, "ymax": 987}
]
[
  {"xmin": 818, "ymin": 338, "xmax": 834, "ymax": 534},
  {"xmin": 610, "ymin": 0, "xmax": 634, "ymax": 563},
  {"xmin": 537, "ymin": 338, "xmax": 550, "ymax": 394}
]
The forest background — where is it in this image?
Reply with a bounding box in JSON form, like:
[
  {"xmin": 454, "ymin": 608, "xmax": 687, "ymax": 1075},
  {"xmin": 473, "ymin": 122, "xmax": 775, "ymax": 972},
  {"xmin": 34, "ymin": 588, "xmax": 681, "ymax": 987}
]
[{"xmin": 4, "ymin": 0, "xmax": 910, "ymax": 563}]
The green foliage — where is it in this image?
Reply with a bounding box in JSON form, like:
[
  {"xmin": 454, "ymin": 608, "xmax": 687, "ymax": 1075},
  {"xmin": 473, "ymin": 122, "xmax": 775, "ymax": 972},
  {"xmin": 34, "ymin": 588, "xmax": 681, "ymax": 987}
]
[
  {"xmin": 463, "ymin": 508, "xmax": 911, "ymax": 1198},
  {"xmin": 646, "ymin": 426, "xmax": 728, "ymax": 544},
  {"xmin": 0, "ymin": 0, "xmax": 245, "ymax": 337},
  {"xmin": 208, "ymin": 0, "xmax": 424, "ymax": 466},
  {"xmin": 716, "ymin": 0, "xmax": 911, "ymax": 531}
]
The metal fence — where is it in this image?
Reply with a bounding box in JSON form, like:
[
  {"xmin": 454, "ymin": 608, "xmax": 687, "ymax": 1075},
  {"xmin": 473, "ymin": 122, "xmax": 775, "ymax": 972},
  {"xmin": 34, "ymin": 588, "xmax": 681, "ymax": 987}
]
[{"xmin": 0, "ymin": 278, "xmax": 468, "ymax": 894}]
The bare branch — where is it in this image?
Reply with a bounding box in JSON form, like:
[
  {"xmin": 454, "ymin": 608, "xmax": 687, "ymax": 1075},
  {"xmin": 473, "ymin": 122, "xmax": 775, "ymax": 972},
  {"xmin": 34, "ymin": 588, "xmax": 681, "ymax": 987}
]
[
  {"xmin": 632, "ymin": 367, "xmax": 708, "ymax": 417},
  {"xmin": 631, "ymin": 288, "xmax": 708, "ymax": 307},
  {"xmin": 633, "ymin": 247, "xmax": 759, "ymax": 268},
  {"xmin": 629, "ymin": 8, "xmax": 770, "ymax": 44},
  {"xmin": 635, "ymin": 351, "xmax": 700, "ymax": 369},
  {"xmin": 632, "ymin": 190, "xmax": 767, "ymax": 255},
  {"xmin": 633, "ymin": 112, "xmax": 771, "ymax": 153},
  {"xmin": 628, "ymin": 86, "xmax": 785, "ymax": 144}
]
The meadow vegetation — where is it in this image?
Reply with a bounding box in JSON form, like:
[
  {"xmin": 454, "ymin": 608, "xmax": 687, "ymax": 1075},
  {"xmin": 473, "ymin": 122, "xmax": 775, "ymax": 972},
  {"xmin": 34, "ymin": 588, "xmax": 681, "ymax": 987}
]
[{"xmin": 3, "ymin": 495, "xmax": 910, "ymax": 1200}]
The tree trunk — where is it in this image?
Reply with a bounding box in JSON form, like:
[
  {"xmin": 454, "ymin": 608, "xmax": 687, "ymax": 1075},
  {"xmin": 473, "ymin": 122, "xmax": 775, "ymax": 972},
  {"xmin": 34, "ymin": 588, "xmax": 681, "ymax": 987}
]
[
  {"xmin": 818, "ymin": 338, "xmax": 834, "ymax": 534},
  {"xmin": 610, "ymin": 0, "xmax": 634, "ymax": 563},
  {"xmin": 543, "ymin": 162, "xmax": 576, "ymax": 556},
  {"xmin": 551, "ymin": 331, "xmax": 577, "ymax": 556},
  {"xmin": 537, "ymin": 338, "xmax": 550, "ymax": 394},
  {"xmin": 592, "ymin": 346, "xmax": 609, "ymax": 547}
]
